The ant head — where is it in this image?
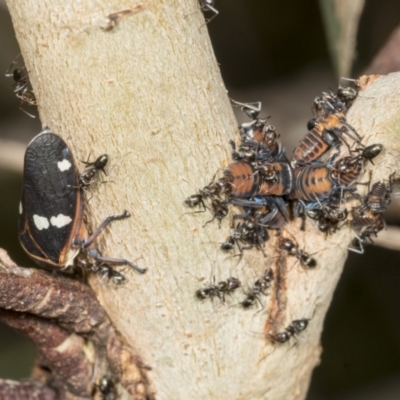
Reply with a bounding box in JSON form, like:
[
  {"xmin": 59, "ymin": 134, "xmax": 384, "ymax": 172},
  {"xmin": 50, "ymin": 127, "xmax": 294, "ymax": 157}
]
[
  {"xmin": 278, "ymin": 236, "xmax": 296, "ymax": 253},
  {"xmin": 240, "ymin": 294, "xmax": 256, "ymax": 309}
]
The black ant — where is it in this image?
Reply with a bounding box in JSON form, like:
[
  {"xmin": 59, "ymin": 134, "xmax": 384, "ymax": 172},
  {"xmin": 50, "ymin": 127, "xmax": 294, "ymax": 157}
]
[
  {"xmin": 196, "ymin": 277, "xmax": 241, "ymax": 303},
  {"xmin": 269, "ymin": 318, "xmax": 310, "ymax": 343},
  {"xmin": 79, "ymin": 259, "xmax": 127, "ymax": 286},
  {"xmin": 98, "ymin": 265, "xmax": 127, "ymax": 286},
  {"xmin": 220, "ymin": 233, "xmax": 241, "ymax": 253},
  {"xmin": 80, "ymin": 154, "xmax": 109, "ymax": 187},
  {"xmin": 278, "ymin": 237, "xmax": 317, "ymax": 269},
  {"xmin": 184, "ymin": 194, "xmax": 206, "ymax": 211},
  {"xmin": 183, "ymin": 196, "xmax": 229, "ymax": 227},
  {"xmin": 307, "ymin": 204, "xmax": 347, "ymax": 234},
  {"xmin": 202, "ymin": 175, "xmax": 232, "ymax": 198},
  {"xmin": 229, "ymin": 140, "xmax": 256, "ymax": 163},
  {"xmin": 241, "ymin": 268, "xmax": 274, "ymax": 308},
  {"xmin": 98, "ymin": 375, "xmax": 117, "ymax": 400},
  {"xmin": 337, "ymin": 77, "xmax": 360, "ymax": 109},
  {"xmin": 5, "ymin": 55, "xmax": 36, "ymax": 117},
  {"xmin": 203, "ymin": 199, "xmax": 229, "ymax": 227},
  {"xmin": 331, "ymin": 144, "xmax": 383, "ymax": 186},
  {"xmin": 221, "ymin": 219, "xmax": 268, "ymax": 256},
  {"xmin": 221, "ymin": 202, "xmax": 286, "ymax": 256},
  {"xmin": 183, "ymin": 175, "xmax": 231, "ymax": 215}
]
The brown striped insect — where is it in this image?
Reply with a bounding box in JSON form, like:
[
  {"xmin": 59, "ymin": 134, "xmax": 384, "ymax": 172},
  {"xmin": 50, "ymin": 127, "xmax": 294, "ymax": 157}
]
[
  {"xmin": 225, "ymin": 160, "xmax": 294, "ymax": 200},
  {"xmin": 350, "ymin": 212, "xmax": 385, "ymax": 254},
  {"xmin": 349, "ymin": 176, "xmax": 391, "ymax": 253},
  {"xmin": 225, "ymin": 161, "xmax": 260, "ymax": 198},
  {"xmin": 290, "ymin": 164, "xmax": 338, "ymax": 202},
  {"xmin": 242, "ymin": 122, "xmax": 282, "ymax": 162},
  {"xmin": 292, "ymin": 109, "xmax": 362, "ymax": 168},
  {"xmin": 351, "ymin": 207, "xmax": 385, "ymax": 232},
  {"xmin": 256, "ymin": 162, "xmax": 294, "ymax": 196},
  {"xmin": 365, "ymin": 179, "xmax": 392, "ymax": 214}
]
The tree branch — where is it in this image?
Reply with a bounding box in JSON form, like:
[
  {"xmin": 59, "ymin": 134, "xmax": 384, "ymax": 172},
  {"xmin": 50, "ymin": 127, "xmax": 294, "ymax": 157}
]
[
  {"xmin": 0, "ymin": 249, "xmax": 152, "ymax": 399},
  {"xmin": 0, "ymin": 379, "xmax": 57, "ymax": 400},
  {"xmin": 4, "ymin": 0, "xmax": 400, "ymax": 399}
]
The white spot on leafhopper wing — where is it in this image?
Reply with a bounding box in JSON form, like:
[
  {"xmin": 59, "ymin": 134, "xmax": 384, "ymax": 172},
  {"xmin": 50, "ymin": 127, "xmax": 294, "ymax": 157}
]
[
  {"xmin": 58, "ymin": 159, "xmax": 72, "ymax": 171},
  {"xmin": 50, "ymin": 214, "xmax": 72, "ymax": 228},
  {"xmin": 33, "ymin": 215, "xmax": 50, "ymax": 230}
]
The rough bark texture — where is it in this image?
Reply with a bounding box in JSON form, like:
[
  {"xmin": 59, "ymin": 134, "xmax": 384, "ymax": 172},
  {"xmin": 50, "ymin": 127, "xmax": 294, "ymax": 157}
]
[
  {"xmin": 0, "ymin": 249, "xmax": 152, "ymax": 399},
  {"xmin": 5, "ymin": 0, "xmax": 400, "ymax": 399},
  {"xmin": 0, "ymin": 379, "xmax": 57, "ymax": 400}
]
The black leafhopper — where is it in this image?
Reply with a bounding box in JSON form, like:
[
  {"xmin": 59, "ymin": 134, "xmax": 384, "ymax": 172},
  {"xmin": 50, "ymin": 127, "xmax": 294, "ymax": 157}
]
[{"xmin": 18, "ymin": 128, "xmax": 146, "ymax": 275}]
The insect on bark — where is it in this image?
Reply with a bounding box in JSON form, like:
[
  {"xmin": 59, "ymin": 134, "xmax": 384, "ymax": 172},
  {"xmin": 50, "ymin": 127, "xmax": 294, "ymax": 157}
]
[{"xmin": 18, "ymin": 128, "xmax": 146, "ymax": 275}]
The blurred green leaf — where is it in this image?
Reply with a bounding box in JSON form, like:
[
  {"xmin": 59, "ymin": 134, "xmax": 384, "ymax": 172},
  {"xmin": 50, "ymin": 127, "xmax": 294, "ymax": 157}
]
[{"xmin": 319, "ymin": 0, "xmax": 365, "ymax": 78}]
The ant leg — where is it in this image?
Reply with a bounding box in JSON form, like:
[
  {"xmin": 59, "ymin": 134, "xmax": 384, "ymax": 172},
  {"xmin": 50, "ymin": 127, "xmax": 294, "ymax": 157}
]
[
  {"xmin": 204, "ymin": 3, "xmax": 218, "ymax": 23},
  {"xmin": 19, "ymin": 105, "xmax": 36, "ymax": 118},
  {"xmin": 326, "ymin": 146, "xmax": 341, "ymax": 165},
  {"xmin": 341, "ymin": 121, "xmax": 363, "ymax": 143},
  {"xmin": 87, "ymin": 248, "xmax": 147, "ymax": 274},
  {"xmin": 203, "ymin": 216, "xmax": 215, "ymax": 227},
  {"xmin": 230, "ymin": 99, "xmax": 262, "ymax": 120},
  {"xmin": 348, "ymin": 236, "xmax": 364, "ymax": 254},
  {"xmin": 81, "ymin": 210, "xmax": 131, "ymax": 248}
]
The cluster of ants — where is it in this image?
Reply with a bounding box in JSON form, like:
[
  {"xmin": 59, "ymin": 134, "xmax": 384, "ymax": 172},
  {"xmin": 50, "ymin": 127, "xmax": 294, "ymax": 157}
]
[
  {"xmin": 6, "ymin": 56, "xmax": 390, "ymax": 343},
  {"xmin": 187, "ymin": 78, "xmax": 391, "ymax": 342},
  {"xmin": 195, "ymin": 268, "xmax": 309, "ymax": 343}
]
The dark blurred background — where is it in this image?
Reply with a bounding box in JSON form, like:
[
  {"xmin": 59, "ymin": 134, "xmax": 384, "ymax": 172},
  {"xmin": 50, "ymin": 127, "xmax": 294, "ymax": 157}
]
[{"xmin": 1, "ymin": 1, "xmax": 400, "ymax": 399}]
